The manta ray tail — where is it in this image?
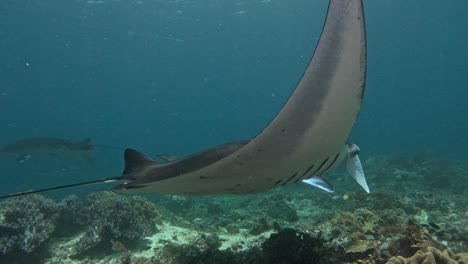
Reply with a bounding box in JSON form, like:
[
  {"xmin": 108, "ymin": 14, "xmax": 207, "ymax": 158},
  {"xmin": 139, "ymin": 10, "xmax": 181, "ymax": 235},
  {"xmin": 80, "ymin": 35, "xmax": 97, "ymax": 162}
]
[
  {"xmin": 0, "ymin": 176, "xmax": 125, "ymax": 200},
  {"xmin": 0, "ymin": 148, "xmax": 157, "ymax": 200}
]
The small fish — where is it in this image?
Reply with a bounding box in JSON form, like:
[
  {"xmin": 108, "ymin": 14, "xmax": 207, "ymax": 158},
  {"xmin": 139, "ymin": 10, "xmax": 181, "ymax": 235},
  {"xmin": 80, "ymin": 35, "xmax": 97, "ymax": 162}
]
[
  {"xmin": 16, "ymin": 154, "xmax": 32, "ymax": 163},
  {"xmin": 0, "ymin": 0, "xmax": 368, "ymax": 199},
  {"xmin": 428, "ymin": 222, "xmax": 440, "ymax": 230}
]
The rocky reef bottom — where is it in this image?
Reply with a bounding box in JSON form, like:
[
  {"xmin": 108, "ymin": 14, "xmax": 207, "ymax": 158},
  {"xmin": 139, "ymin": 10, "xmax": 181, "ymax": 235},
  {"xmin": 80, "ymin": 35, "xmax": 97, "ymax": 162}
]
[{"xmin": 0, "ymin": 154, "xmax": 467, "ymax": 264}]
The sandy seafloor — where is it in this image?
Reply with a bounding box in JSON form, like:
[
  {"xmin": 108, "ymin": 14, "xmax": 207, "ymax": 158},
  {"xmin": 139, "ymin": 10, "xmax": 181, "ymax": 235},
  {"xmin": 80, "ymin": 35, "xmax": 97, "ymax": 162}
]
[{"xmin": 1, "ymin": 154, "xmax": 467, "ymax": 264}]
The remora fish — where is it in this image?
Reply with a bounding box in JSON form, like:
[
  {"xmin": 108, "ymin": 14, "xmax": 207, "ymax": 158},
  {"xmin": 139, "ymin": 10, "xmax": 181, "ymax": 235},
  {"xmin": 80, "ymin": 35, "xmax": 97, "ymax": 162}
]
[
  {"xmin": 0, "ymin": 0, "xmax": 368, "ymax": 199},
  {"xmin": 0, "ymin": 137, "xmax": 95, "ymax": 167}
]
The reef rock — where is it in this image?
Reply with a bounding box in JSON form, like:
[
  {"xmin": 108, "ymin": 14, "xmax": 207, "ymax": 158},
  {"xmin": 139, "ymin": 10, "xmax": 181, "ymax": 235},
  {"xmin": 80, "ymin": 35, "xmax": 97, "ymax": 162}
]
[
  {"xmin": 256, "ymin": 228, "xmax": 339, "ymax": 264},
  {"xmin": 71, "ymin": 191, "xmax": 162, "ymax": 256},
  {"xmin": 0, "ymin": 194, "xmax": 62, "ymax": 254},
  {"xmin": 386, "ymin": 247, "xmax": 468, "ymax": 264}
]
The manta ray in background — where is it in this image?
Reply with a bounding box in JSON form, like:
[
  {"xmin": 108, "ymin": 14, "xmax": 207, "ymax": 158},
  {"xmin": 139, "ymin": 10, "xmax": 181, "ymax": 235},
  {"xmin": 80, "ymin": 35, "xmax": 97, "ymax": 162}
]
[
  {"xmin": 0, "ymin": 0, "xmax": 368, "ymax": 200},
  {"xmin": 0, "ymin": 137, "xmax": 96, "ymax": 167}
]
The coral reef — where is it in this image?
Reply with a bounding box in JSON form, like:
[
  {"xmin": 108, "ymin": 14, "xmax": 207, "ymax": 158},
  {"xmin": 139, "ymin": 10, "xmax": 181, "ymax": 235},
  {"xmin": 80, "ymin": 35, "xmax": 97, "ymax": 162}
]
[
  {"xmin": 76, "ymin": 192, "xmax": 161, "ymax": 240},
  {"xmin": 154, "ymin": 228, "xmax": 336, "ymax": 264},
  {"xmin": 265, "ymin": 196, "xmax": 299, "ymax": 222},
  {"xmin": 146, "ymin": 189, "xmax": 301, "ymax": 240},
  {"xmin": 0, "ymin": 191, "xmax": 162, "ymax": 262},
  {"xmin": 364, "ymin": 155, "xmax": 468, "ymax": 192},
  {"xmin": 386, "ymin": 247, "xmax": 468, "ymax": 264},
  {"xmin": 0, "ymin": 194, "xmax": 62, "ymax": 255},
  {"xmin": 255, "ymin": 228, "xmax": 338, "ymax": 264},
  {"xmin": 0, "ymin": 154, "xmax": 466, "ymax": 264},
  {"xmin": 158, "ymin": 233, "xmax": 240, "ymax": 264},
  {"xmin": 69, "ymin": 191, "xmax": 162, "ymax": 256}
]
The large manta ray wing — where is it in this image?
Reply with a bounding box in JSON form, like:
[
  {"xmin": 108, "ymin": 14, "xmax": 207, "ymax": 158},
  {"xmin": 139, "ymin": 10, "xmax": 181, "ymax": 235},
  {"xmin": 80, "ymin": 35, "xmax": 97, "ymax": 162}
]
[{"xmin": 114, "ymin": 0, "xmax": 366, "ymax": 195}]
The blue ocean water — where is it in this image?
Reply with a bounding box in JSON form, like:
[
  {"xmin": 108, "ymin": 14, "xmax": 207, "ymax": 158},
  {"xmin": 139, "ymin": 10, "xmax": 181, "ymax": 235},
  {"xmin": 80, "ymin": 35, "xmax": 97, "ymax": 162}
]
[{"xmin": 0, "ymin": 0, "xmax": 466, "ymax": 195}]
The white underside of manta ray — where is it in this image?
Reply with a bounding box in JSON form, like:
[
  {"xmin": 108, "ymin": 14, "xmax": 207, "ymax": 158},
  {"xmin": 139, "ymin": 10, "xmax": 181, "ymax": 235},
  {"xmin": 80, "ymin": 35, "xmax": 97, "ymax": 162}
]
[{"xmin": 0, "ymin": 0, "xmax": 369, "ymax": 200}]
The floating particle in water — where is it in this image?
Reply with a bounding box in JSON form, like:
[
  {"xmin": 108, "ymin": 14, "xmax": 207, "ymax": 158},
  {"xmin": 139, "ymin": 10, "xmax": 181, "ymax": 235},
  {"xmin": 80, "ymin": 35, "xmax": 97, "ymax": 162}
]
[
  {"xmin": 87, "ymin": 0, "xmax": 104, "ymax": 4},
  {"xmin": 234, "ymin": 10, "xmax": 247, "ymax": 15}
]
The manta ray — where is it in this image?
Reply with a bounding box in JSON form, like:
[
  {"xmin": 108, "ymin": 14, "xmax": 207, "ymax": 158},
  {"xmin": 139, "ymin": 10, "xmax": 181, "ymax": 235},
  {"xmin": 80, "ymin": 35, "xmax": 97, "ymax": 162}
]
[
  {"xmin": 0, "ymin": 137, "xmax": 95, "ymax": 167},
  {"xmin": 0, "ymin": 0, "xmax": 368, "ymax": 199}
]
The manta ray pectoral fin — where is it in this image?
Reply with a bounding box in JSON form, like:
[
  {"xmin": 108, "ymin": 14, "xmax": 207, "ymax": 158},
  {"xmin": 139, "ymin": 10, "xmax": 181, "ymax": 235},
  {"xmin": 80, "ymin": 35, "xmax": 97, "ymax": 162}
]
[
  {"xmin": 302, "ymin": 176, "xmax": 335, "ymax": 193},
  {"xmin": 346, "ymin": 146, "xmax": 370, "ymax": 193},
  {"xmin": 123, "ymin": 148, "xmax": 159, "ymax": 175}
]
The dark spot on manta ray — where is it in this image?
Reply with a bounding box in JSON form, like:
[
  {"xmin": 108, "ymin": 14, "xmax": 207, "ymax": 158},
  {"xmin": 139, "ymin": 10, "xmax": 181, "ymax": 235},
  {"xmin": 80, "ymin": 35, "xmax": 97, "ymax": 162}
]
[
  {"xmin": 281, "ymin": 128, "xmax": 286, "ymax": 133},
  {"xmin": 257, "ymin": 148, "xmax": 262, "ymax": 152},
  {"xmin": 236, "ymin": 184, "xmax": 241, "ymax": 187},
  {"xmin": 282, "ymin": 172, "xmax": 298, "ymax": 186},
  {"xmin": 298, "ymin": 171, "xmax": 313, "ymax": 182},
  {"xmin": 302, "ymin": 164, "xmax": 315, "ymax": 176},
  {"xmin": 199, "ymin": 176, "xmax": 208, "ymax": 179},
  {"xmin": 320, "ymin": 153, "xmax": 341, "ymax": 175},
  {"xmin": 290, "ymin": 172, "xmax": 303, "ymax": 183},
  {"xmin": 239, "ymin": 162, "xmax": 244, "ymax": 166},
  {"xmin": 123, "ymin": 185, "xmax": 145, "ymax": 190},
  {"xmin": 236, "ymin": 155, "xmax": 241, "ymax": 158},
  {"xmin": 273, "ymin": 179, "xmax": 282, "ymax": 187},
  {"xmin": 308, "ymin": 158, "xmax": 330, "ymax": 177}
]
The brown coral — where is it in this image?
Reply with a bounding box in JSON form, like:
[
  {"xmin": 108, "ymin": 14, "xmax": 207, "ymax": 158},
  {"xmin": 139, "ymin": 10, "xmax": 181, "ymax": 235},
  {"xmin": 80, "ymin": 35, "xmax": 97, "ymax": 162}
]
[{"xmin": 386, "ymin": 247, "xmax": 468, "ymax": 264}]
